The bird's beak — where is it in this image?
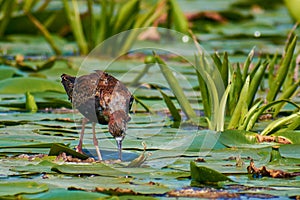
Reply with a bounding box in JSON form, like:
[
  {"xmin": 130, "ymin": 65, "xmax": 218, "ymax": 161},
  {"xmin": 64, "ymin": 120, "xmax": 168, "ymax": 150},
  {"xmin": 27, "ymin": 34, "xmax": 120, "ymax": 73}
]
[{"xmin": 115, "ymin": 136, "xmax": 123, "ymax": 160}]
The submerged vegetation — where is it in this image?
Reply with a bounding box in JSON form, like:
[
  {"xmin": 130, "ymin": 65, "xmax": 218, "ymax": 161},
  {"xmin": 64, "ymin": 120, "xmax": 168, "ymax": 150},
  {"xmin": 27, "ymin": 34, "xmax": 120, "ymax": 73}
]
[{"xmin": 0, "ymin": 0, "xmax": 300, "ymax": 199}]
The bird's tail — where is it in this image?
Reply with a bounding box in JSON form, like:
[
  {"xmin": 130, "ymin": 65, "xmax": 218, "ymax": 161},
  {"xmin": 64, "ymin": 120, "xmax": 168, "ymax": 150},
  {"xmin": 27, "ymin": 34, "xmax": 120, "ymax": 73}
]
[{"xmin": 61, "ymin": 74, "xmax": 76, "ymax": 102}]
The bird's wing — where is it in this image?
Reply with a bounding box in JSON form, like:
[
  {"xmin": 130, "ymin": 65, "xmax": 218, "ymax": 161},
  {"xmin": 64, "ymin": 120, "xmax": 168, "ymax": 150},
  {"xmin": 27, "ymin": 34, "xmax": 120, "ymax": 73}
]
[{"xmin": 95, "ymin": 71, "xmax": 132, "ymax": 116}]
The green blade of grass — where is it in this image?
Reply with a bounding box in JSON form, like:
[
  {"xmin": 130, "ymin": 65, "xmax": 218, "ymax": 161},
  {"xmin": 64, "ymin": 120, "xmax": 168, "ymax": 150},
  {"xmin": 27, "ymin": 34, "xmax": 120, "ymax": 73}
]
[
  {"xmin": 273, "ymin": 79, "xmax": 300, "ymax": 117},
  {"xmin": 204, "ymin": 71, "xmax": 221, "ymax": 130},
  {"xmin": 228, "ymin": 64, "xmax": 243, "ymax": 115},
  {"xmin": 195, "ymin": 55, "xmax": 211, "ymax": 118},
  {"xmin": 168, "ymin": 0, "xmax": 189, "ymax": 34},
  {"xmin": 211, "ymin": 52, "xmax": 222, "ymax": 72},
  {"xmin": 227, "ymin": 76, "xmax": 250, "ymax": 129},
  {"xmin": 283, "ymin": 56, "xmax": 296, "ymax": 91},
  {"xmin": 247, "ymin": 60, "xmax": 268, "ymax": 107},
  {"xmin": 112, "ymin": 0, "xmax": 140, "ymax": 34},
  {"xmin": 130, "ymin": 56, "xmax": 155, "ymax": 86},
  {"xmin": 261, "ymin": 111, "xmax": 300, "ymax": 136},
  {"xmin": 133, "ymin": 96, "xmax": 154, "ymax": 114},
  {"xmin": 120, "ymin": 1, "xmax": 165, "ymax": 54},
  {"xmin": 246, "ymin": 99, "xmax": 300, "ymax": 131},
  {"xmin": 25, "ymin": 12, "xmax": 62, "ymax": 55},
  {"xmin": 242, "ymin": 48, "xmax": 254, "ymax": 82},
  {"xmin": 238, "ymin": 100, "xmax": 263, "ymax": 130},
  {"xmin": 267, "ymin": 52, "xmax": 278, "ymax": 89},
  {"xmin": 154, "ymin": 53, "xmax": 197, "ymax": 120},
  {"xmin": 190, "ymin": 31, "xmax": 225, "ymax": 129},
  {"xmin": 221, "ymin": 52, "xmax": 229, "ymax": 88},
  {"xmin": 87, "ymin": 0, "xmax": 96, "ymax": 49},
  {"xmin": 217, "ymin": 83, "xmax": 231, "ymax": 132},
  {"xmin": 154, "ymin": 86, "xmax": 181, "ymax": 127},
  {"xmin": 266, "ymin": 34, "xmax": 297, "ymax": 102},
  {"xmin": 62, "ymin": 0, "xmax": 88, "ymax": 54},
  {"xmin": 96, "ymin": 0, "xmax": 109, "ymax": 45},
  {"xmin": 0, "ymin": 0, "xmax": 16, "ymax": 37}
]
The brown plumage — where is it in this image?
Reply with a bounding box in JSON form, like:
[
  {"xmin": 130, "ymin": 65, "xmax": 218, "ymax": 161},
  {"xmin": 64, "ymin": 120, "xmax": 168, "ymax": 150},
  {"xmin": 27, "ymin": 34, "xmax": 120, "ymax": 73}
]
[{"xmin": 61, "ymin": 70, "xmax": 133, "ymax": 160}]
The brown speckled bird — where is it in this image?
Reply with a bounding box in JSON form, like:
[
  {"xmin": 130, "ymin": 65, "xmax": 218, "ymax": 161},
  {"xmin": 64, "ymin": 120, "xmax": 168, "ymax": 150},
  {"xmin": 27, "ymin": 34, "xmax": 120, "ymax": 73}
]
[{"xmin": 61, "ymin": 70, "xmax": 133, "ymax": 160}]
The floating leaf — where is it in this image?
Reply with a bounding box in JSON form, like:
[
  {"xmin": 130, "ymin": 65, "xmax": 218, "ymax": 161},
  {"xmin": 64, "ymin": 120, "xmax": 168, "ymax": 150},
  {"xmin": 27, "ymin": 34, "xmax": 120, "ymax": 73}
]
[
  {"xmin": 11, "ymin": 160, "xmax": 56, "ymax": 174},
  {"xmin": 52, "ymin": 163, "xmax": 126, "ymax": 177},
  {"xmin": 219, "ymin": 130, "xmax": 259, "ymax": 147},
  {"xmin": 22, "ymin": 188, "xmax": 108, "ymax": 199},
  {"xmin": 190, "ymin": 161, "xmax": 232, "ymax": 186},
  {"xmin": 0, "ymin": 65, "xmax": 18, "ymax": 80},
  {"xmin": 0, "ymin": 181, "xmax": 48, "ymax": 197},
  {"xmin": 0, "ymin": 77, "xmax": 64, "ymax": 94},
  {"xmin": 48, "ymin": 143, "xmax": 89, "ymax": 160}
]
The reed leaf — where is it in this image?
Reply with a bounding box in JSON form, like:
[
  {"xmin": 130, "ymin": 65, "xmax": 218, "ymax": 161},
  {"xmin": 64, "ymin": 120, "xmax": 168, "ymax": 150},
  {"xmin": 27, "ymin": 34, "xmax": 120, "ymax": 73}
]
[
  {"xmin": 217, "ymin": 83, "xmax": 231, "ymax": 132},
  {"xmin": 155, "ymin": 86, "xmax": 181, "ymax": 127},
  {"xmin": 227, "ymin": 76, "xmax": 250, "ymax": 129},
  {"xmin": 266, "ymin": 34, "xmax": 297, "ymax": 102},
  {"xmin": 238, "ymin": 100, "xmax": 263, "ymax": 130},
  {"xmin": 261, "ymin": 111, "xmax": 300, "ymax": 136},
  {"xmin": 228, "ymin": 64, "xmax": 243, "ymax": 115},
  {"xmin": 0, "ymin": 0, "xmax": 16, "ymax": 37},
  {"xmin": 211, "ymin": 52, "xmax": 222, "ymax": 72},
  {"xmin": 168, "ymin": 0, "xmax": 189, "ymax": 34},
  {"xmin": 247, "ymin": 60, "xmax": 268, "ymax": 107},
  {"xmin": 120, "ymin": 2, "xmax": 164, "ymax": 54},
  {"xmin": 204, "ymin": 71, "xmax": 220, "ymax": 130},
  {"xmin": 154, "ymin": 53, "xmax": 197, "ymax": 120},
  {"xmin": 242, "ymin": 48, "xmax": 254, "ymax": 82},
  {"xmin": 267, "ymin": 52, "xmax": 278, "ymax": 89},
  {"xmin": 25, "ymin": 12, "xmax": 62, "ymax": 55},
  {"xmin": 221, "ymin": 52, "xmax": 229, "ymax": 88},
  {"xmin": 272, "ymin": 79, "xmax": 300, "ymax": 117},
  {"xmin": 22, "ymin": 0, "xmax": 38, "ymax": 12},
  {"xmin": 130, "ymin": 56, "xmax": 155, "ymax": 86},
  {"xmin": 283, "ymin": 57, "xmax": 296, "ymax": 91},
  {"xmin": 112, "ymin": 0, "xmax": 140, "ymax": 34},
  {"xmin": 62, "ymin": 0, "xmax": 88, "ymax": 54},
  {"xmin": 246, "ymin": 99, "xmax": 300, "ymax": 131},
  {"xmin": 133, "ymin": 96, "xmax": 154, "ymax": 114},
  {"xmin": 195, "ymin": 55, "xmax": 211, "ymax": 118}
]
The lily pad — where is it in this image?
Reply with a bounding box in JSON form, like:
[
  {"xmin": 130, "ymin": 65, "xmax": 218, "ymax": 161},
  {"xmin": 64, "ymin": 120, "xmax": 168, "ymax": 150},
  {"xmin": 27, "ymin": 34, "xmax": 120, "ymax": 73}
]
[
  {"xmin": 48, "ymin": 143, "xmax": 89, "ymax": 160},
  {"xmin": 0, "ymin": 65, "xmax": 19, "ymax": 80},
  {"xmin": 190, "ymin": 161, "xmax": 233, "ymax": 186},
  {"xmin": 0, "ymin": 181, "xmax": 48, "ymax": 197},
  {"xmin": 22, "ymin": 188, "xmax": 108, "ymax": 200},
  {"xmin": 0, "ymin": 77, "xmax": 64, "ymax": 94},
  {"xmin": 219, "ymin": 130, "xmax": 270, "ymax": 148}
]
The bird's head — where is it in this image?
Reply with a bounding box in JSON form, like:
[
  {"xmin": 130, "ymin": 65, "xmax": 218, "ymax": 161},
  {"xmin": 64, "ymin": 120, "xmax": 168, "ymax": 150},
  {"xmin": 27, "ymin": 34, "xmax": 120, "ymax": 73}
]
[
  {"xmin": 108, "ymin": 110, "xmax": 131, "ymax": 139},
  {"xmin": 61, "ymin": 74, "xmax": 76, "ymax": 102}
]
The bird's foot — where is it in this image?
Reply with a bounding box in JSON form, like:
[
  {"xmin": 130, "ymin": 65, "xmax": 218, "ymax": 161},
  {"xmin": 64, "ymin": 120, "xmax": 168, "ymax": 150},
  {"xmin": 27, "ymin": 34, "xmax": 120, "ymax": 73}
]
[{"xmin": 75, "ymin": 146, "xmax": 84, "ymax": 154}]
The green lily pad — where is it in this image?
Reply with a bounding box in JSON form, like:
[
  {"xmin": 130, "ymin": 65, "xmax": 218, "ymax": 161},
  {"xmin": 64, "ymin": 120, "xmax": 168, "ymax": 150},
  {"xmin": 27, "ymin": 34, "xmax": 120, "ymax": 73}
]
[
  {"xmin": 219, "ymin": 130, "xmax": 271, "ymax": 148},
  {"xmin": 0, "ymin": 181, "xmax": 48, "ymax": 197},
  {"xmin": 51, "ymin": 163, "xmax": 126, "ymax": 177},
  {"xmin": 10, "ymin": 160, "xmax": 56, "ymax": 174},
  {"xmin": 273, "ymin": 131, "xmax": 300, "ymax": 144},
  {"xmin": 0, "ymin": 65, "xmax": 19, "ymax": 80},
  {"xmin": 22, "ymin": 188, "xmax": 108, "ymax": 200},
  {"xmin": 190, "ymin": 161, "xmax": 233, "ymax": 186},
  {"xmin": 0, "ymin": 77, "xmax": 64, "ymax": 94},
  {"xmin": 48, "ymin": 143, "xmax": 89, "ymax": 160},
  {"xmin": 16, "ymin": 56, "xmax": 56, "ymax": 72}
]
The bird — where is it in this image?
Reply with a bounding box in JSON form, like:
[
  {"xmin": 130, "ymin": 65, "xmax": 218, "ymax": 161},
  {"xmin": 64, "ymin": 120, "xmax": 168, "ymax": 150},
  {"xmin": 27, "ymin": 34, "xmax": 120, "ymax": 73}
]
[{"xmin": 61, "ymin": 70, "xmax": 133, "ymax": 161}]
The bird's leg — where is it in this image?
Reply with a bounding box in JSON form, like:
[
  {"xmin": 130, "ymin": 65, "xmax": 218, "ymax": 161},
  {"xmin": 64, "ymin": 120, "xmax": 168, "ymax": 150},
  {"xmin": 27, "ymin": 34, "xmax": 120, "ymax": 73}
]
[
  {"xmin": 92, "ymin": 122, "xmax": 102, "ymax": 160},
  {"xmin": 77, "ymin": 118, "xmax": 88, "ymax": 153},
  {"xmin": 115, "ymin": 137, "xmax": 123, "ymax": 161}
]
